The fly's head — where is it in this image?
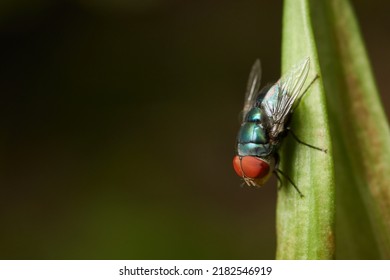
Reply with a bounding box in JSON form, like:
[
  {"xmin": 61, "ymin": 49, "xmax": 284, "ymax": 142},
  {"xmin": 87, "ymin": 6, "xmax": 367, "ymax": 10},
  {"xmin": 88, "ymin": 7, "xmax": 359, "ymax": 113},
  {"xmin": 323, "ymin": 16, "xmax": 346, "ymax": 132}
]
[{"xmin": 232, "ymin": 155, "xmax": 275, "ymax": 187}]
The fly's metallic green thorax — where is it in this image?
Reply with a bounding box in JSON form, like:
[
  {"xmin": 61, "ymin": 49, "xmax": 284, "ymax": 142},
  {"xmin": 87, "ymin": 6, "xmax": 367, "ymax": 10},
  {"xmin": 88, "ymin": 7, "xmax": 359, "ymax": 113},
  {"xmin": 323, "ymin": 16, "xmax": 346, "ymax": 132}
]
[{"xmin": 237, "ymin": 102, "xmax": 273, "ymax": 157}]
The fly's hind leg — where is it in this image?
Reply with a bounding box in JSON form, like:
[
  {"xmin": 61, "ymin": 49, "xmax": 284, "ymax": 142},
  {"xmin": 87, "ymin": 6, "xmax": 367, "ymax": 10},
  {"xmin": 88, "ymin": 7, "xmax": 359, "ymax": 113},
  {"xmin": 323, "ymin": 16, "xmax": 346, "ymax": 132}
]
[
  {"xmin": 288, "ymin": 74, "xmax": 327, "ymax": 153},
  {"xmin": 291, "ymin": 74, "xmax": 320, "ymax": 113}
]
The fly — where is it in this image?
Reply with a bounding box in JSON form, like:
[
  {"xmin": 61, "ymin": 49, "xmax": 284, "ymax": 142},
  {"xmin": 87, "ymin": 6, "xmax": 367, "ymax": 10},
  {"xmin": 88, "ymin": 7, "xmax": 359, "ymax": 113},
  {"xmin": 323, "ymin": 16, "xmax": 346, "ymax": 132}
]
[{"xmin": 232, "ymin": 58, "xmax": 326, "ymax": 197}]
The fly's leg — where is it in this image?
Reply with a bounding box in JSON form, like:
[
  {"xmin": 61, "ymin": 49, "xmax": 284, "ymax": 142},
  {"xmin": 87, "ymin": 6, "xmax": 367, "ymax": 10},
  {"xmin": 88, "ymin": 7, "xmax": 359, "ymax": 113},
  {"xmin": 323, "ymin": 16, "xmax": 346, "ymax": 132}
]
[
  {"xmin": 287, "ymin": 127, "xmax": 327, "ymax": 153},
  {"xmin": 291, "ymin": 74, "xmax": 320, "ymax": 113},
  {"xmin": 273, "ymin": 153, "xmax": 304, "ymax": 197},
  {"xmin": 275, "ymin": 169, "xmax": 304, "ymax": 198},
  {"xmin": 273, "ymin": 153, "xmax": 283, "ymax": 190},
  {"xmin": 274, "ymin": 171, "xmax": 283, "ymax": 190},
  {"xmin": 288, "ymin": 74, "xmax": 327, "ymax": 152}
]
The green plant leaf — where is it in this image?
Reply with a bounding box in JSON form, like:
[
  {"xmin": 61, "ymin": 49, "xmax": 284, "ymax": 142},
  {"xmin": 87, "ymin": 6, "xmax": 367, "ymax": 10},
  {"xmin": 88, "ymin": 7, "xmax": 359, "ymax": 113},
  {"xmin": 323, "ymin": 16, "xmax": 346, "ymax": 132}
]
[
  {"xmin": 277, "ymin": 0, "xmax": 390, "ymax": 259},
  {"xmin": 276, "ymin": 0, "xmax": 335, "ymax": 259},
  {"xmin": 311, "ymin": 0, "xmax": 390, "ymax": 259}
]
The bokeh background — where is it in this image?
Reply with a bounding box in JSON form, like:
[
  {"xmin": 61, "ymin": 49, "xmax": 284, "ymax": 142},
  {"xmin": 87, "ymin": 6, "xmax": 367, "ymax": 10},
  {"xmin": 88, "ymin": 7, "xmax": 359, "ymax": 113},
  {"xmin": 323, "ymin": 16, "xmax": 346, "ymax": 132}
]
[{"xmin": 0, "ymin": 0, "xmax": 388, "ymax": 259}]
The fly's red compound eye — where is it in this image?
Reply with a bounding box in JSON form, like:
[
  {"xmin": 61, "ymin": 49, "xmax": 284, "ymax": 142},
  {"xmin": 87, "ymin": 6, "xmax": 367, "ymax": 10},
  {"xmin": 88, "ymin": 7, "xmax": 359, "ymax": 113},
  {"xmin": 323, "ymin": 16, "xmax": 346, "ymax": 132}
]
[
  {"xmin": 233, "ymin": 156, "xmax": 244, "ymax": 177},
  {"xmin": 233, "ymin": 155, "xmax": 270, "ymax": 179}
]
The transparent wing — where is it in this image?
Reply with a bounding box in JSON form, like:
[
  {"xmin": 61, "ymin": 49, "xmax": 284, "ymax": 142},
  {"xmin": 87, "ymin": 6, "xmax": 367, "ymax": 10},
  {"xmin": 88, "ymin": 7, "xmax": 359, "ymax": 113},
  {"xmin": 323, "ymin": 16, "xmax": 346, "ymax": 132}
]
[
  {"xmin": 260, "ymin": 57, "xmax": 310, "ymax": 126},
  {"xmin": 241, "ymin": 59, "xmax": 262, "ymax": 122}
]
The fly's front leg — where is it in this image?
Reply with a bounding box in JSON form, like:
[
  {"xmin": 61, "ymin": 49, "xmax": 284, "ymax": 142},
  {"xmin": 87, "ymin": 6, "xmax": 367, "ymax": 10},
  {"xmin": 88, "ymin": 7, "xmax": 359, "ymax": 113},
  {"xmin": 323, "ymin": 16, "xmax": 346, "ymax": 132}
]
[
  {"xmin": 273, "ymin": 152, "xmax": 304, "ymax": 198},
  {"xmin": 273, "ymin": 153, "xmax": 283, "ymax": 190}
]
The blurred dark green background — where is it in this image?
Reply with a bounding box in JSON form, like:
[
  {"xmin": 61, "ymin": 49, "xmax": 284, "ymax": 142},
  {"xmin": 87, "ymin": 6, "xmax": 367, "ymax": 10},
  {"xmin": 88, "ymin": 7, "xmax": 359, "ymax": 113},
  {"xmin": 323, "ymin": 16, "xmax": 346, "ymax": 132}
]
[{"xmin": 0, "ymin": 0, "xmax": 388, "ymax": 259}]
